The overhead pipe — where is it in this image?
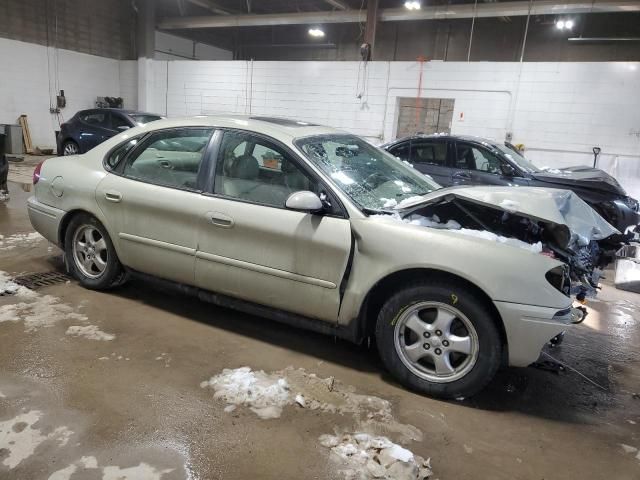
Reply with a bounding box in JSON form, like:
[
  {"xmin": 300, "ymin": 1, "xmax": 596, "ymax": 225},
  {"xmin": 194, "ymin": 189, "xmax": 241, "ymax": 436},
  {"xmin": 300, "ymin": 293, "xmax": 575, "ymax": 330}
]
[{"xmin": 158, "ymin": 1, "xmax": 640, "ymax": 29}]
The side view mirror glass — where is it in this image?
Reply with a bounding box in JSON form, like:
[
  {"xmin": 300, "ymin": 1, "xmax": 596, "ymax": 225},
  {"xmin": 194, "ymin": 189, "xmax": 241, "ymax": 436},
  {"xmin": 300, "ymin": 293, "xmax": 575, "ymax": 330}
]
[
  {"xmin": 117, "ymin": 125, "xmax": 131, "ymax": 131},
  {"xmin": 285, "ymin": 191, "xmax": 323, "ymax": 213},
  {"xmin": 501, "ymin": 163, "xmax": 516, "ymax": 177}
]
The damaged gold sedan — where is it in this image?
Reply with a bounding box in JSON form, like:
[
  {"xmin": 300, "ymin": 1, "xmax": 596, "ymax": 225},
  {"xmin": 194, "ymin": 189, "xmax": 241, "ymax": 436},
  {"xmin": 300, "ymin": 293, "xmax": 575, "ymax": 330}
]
[{"xmin": 27, "ymin": 116, "xmax": 618, "ymax": 398}]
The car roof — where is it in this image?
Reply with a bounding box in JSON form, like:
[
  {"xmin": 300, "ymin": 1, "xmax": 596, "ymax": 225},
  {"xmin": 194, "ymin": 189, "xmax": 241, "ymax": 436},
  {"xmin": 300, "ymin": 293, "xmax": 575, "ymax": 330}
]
[
  {"xmin": 78, "ymin": 108, "xmax": 162, "ymax": 117},
  {"xmin": 138, "ymin": 114, "xmax": 344, "ymax": 141},
  {"xmin": 384, "ymin": 133, "xmax": 503, "ymax": 149}
]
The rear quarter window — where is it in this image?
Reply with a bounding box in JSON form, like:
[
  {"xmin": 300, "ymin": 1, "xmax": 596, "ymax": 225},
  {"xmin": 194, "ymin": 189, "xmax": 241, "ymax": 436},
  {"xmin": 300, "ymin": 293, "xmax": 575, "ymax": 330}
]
[{"xmin": 105, "ymin": 138, "xmax": 141, "ymax": 170}]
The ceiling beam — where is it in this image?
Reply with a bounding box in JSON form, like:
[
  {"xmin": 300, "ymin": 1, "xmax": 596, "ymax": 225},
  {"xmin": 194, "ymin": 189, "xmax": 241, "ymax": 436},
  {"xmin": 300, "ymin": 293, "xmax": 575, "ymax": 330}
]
[
  {"xmin": 184, "ymin": 0, "xmax": 237, "ymax": 16},
  {"xmin": 158, "ymin": 1, "xmax": 640, "ymax": 29}
]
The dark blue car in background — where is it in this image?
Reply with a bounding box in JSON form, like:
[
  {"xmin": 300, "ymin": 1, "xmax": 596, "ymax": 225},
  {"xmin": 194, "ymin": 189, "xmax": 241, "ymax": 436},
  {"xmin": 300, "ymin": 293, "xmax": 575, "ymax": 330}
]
[
  {"xmin": 382, "ymin": 134, "xmax": 640, "ymax": 236},
  {"xmin": 57, "ymin": 108, "xmax": 162, "ymax": 156}
]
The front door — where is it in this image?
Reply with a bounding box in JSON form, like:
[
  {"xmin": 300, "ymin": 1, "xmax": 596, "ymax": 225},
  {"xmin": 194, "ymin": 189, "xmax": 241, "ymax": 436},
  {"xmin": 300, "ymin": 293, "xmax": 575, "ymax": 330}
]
[
  {"xmin": 194, "ymin": 130, "xmax": 352, "ymax": 322},
  {"xmin": 78, "ymin": 110, "xmax": 114, "ymax": 151},
  {"xmin": 96, "ymin": 127, "xmax": 215, "ymax": 284},
  {"xmin": 452, "ymin": 142, "xmax": 530, "ymax": 187}
]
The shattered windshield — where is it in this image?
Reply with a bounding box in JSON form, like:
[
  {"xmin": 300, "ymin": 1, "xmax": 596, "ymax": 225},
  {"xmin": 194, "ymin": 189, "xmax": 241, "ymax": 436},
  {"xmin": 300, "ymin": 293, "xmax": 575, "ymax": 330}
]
[
  {"xmin": 295, "ymin": 135, "xmax": 440, "ymax": 211},
  {"xmin": 495, "ymin": 144, "xmax": 541, "ymax": 174}
]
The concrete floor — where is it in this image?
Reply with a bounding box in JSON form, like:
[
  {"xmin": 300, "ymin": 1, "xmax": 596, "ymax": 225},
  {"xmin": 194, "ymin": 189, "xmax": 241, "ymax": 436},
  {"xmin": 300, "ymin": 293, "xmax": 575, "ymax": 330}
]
[{"xmin": 1, "ymin": 178, "xmax": 639, "ymax": 480}]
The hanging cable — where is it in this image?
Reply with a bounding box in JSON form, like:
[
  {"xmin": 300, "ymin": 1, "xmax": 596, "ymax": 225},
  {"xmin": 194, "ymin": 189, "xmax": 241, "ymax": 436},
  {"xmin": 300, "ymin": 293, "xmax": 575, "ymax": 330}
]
[{"xmin": 466, "ymin": 0, "xmax": 478, "ymax": 62}]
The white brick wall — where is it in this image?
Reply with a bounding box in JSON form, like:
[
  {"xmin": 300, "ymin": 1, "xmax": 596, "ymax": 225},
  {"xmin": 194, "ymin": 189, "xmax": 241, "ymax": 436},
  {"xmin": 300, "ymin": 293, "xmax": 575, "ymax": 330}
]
[
  {"xmin": 0, "ymin": 37, "xmax": 128, "ymax": 149},
  {"xmin": 146, "ymin": 59, "xmax": 640, "ymax": 198}
]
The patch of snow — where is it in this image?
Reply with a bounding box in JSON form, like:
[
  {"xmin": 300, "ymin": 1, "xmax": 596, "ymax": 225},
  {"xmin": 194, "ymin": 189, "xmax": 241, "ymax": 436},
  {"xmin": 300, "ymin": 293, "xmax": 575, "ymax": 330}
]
[
  {"xmin": 0, "ymin": 271, "xmax": 36, "ymax": 298},
  {"xmin": 627, "ymin": 419, "xmax": 636, "ymax": 425},
  {"xmin": 201, "ymin": 367, "xmax": 422, "ymax": 443},
  {"xmin": 463, "ymin": 444, "xmax": 473, "ymax": 454},
  {"xmin": 201, "ymin": 367, "xmax": 291, "ymax": 419},
  {"xmin": 620, "ymin": 443, "xmax": 638, "ymax": 454},
  {"xmin": 65, "ymin": 325, "xmax": 115, "ymax": 341},
  {"xmin": 0, "ymin": 410, "xmax": 73, "ymax": 469},
  {"xmin": 381, "ymin": 198, "xmax": 398, "ymax": 208},
  {"xmin": 0, "ymin": 390, "xmax": 5, "ymax": 398},
  {"xmin": 48, "ymin": 457, "xmax": 172, "ymax": 480},
  {"xmin": 540, "ymin": 166, "xmax": 563, "ymax": 174},
  {"xmin": 0, "ymin": 232, "xmax": 44, "ymax": 251},
  {"xmin": 319, "ymin": 433, "xmax": 432, "ymax": 480},
  {"xmin": 0, "ymin": 294, "xmax": 87, "ymax": 332}
]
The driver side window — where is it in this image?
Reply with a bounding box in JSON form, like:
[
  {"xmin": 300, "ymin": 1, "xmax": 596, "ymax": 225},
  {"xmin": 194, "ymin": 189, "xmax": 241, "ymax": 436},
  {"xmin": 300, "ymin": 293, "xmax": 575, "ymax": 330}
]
[
  {"xmin": 455, "ymin": 143, "xmax": 502, "ymax": 174},
  {"xmin": 122, "ymin": 128, "xmax": 213, "ymax": 190},
  {"xmin": 214, "ymin": 131, "xmax": 317, "ymax": 208}
]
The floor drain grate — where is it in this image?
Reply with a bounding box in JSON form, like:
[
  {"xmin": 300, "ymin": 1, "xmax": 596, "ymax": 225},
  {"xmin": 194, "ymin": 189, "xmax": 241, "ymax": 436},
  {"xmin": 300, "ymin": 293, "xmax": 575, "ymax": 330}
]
[{"xmin": 13, "ymin": 271, "xmax": 70, "ymax": 290}]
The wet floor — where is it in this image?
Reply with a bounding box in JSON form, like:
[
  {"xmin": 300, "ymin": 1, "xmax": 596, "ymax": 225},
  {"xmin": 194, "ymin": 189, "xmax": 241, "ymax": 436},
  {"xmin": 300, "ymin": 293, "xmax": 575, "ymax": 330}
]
[{"xmin": 1, "ymin": 181, "xmax": 639, "ymax": 479}]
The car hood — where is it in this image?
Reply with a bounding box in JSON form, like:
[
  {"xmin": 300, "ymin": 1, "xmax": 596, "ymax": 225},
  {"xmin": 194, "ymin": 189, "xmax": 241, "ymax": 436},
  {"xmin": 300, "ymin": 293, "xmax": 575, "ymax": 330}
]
[
  {"xmin": 397, "ymin": 185, "xmax": 620, "ymax": 248},
  {"xmin": 531, "ymin": 165, "xmax": 626, "ymax": 196}
]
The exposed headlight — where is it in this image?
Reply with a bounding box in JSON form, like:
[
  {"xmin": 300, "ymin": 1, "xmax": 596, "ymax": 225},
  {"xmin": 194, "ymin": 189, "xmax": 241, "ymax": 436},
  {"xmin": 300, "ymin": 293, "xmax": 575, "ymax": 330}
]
[
  {"xmin": 546, "ymin": 265, "xmax": 570, "ymax": 296},
  {"xmin": 621, "ymin": 196, "xmax": 639, "ymax": 212}
]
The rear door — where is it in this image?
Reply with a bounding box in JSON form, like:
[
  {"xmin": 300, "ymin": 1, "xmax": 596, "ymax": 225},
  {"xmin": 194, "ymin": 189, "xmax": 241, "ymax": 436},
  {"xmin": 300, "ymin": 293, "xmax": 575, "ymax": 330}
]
[
  {"xmin": 453, "ymin": 141, "xmax": 529, "ymax": 187},
  {"xmin": 193, "ymin": 130, "xmax": 352, "ymax": 322},
  {"xmin": 96, "ymin": 127, "xmax": 215, "ymax": 284},
  {"xmin": 78, "ymin": 110, "xmax": 114, "ymax": 151},
  {"xmin": 387, "ymin": 139, "xmax": 453, "ymax": 186}
]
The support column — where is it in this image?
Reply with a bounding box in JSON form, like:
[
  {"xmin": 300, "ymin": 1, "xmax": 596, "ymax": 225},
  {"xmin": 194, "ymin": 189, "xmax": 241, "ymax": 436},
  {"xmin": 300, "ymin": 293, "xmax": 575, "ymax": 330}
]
[
  {"xmin": 363, "ymin": 0, "xmax": 379, "ymax": 60},
  {"xmin": 137, "ymin": 0, "xmax": 156, "ymax": 112}
]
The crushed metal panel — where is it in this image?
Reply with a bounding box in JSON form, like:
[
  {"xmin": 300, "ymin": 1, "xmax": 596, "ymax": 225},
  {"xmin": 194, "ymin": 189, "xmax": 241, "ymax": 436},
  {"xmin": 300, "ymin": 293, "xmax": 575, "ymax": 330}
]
[{"xmin": 12, "ymin": 271, "xmax": 70, "ymax": 290}]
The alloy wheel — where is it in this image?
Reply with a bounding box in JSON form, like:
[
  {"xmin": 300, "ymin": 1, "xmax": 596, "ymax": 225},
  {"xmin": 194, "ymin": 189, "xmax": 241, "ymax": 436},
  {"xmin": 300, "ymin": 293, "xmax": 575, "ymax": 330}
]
[
  {"xmin": 72, "ymin": 225, "xmax": 108, "ymax": 279},
  {"xmin": 63, "ymin": 142, "xmax": 79, "ymax": 155},
  {"xmin": 394, "ymin": 301, "xmax": 479, "ymax": 383}
]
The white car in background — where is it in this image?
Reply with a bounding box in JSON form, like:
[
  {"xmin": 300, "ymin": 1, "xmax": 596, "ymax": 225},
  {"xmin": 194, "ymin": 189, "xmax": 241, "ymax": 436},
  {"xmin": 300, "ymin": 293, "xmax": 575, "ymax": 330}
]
[{"xmin": 27, "ymin": 115, "xmax": 613, "ymax": 398}]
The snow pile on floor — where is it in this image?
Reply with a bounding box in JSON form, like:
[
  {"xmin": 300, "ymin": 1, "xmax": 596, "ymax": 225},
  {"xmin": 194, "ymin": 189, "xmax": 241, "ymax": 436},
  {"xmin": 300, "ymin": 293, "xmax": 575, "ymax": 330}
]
[
  {"xmin": 48, "ymin": 456, "xmax": 173, "ymax": 480},
  {"xmin": 0, "ymin": 294, "xmax": 87, "ymax": 332},
  {"xmin": 319, "ymin": 433, "xmax": 432, "ymax": 480},
  {"xmin": 201, "ymin": 367, "xmax": 421, "ymax": 442},
  {"xmin": 200, "ymin": 367, "xmax": 291, "ymax": 419},
  {"xmin": 0, "ymin": 232, "xmax": 44, "ymax": 251},
  {"xmin": 66, "ymin": 325, "xmax": 115, "ymax": 341},
  {"xmin": 0, "ymin": 271, "xmax": 36, "ymax": 297},
  {"xmin": 0, "ymin": 410, "xmax": 73, "ymax": 469}
]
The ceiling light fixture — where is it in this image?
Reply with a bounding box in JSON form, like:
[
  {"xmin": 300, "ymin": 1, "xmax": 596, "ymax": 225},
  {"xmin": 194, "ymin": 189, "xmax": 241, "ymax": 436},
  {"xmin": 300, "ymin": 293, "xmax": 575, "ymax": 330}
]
[
  {"xmin": 556, "ymin": 18, "xmax": 574, "ymax": 30},
  {"xmin": 308, "ymin": 27, "xmax": 325, "ymax": 38},
  {"xmin": 404, "ymin": 1, "xmax": 421, "ymax": 10}
]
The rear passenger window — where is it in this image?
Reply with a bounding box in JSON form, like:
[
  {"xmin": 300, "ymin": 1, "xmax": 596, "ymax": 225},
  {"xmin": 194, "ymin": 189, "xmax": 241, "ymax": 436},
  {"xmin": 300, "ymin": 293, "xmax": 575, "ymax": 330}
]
[
  {"xmin": 411, "ymin": 141, "xmax": 447, "ymax": 166},
  {"xmin": 122, "ymin": 128, "xmax": 213, "ymax": 190},
  {"xmin": 80, "ymin": 112, "xmax": 108, "ymax": 127},
  {"xmin": 106, "ymin": 138, "xmax": 140, "ymax": 170},
  {"xmin": 214, "ymin": 132, "xmax": 316, "ymax": 208}
]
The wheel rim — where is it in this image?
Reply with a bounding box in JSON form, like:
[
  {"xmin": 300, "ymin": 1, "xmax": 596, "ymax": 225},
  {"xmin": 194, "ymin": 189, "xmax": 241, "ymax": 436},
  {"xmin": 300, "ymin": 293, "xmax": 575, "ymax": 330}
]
[
  {"xmin": 63, "ymin": 143, "xmax": 78, "ymax": 155},
  {"xmin": 72, "ymin": 225, "xmax": 108, "ymax": 279},
  {"xmin": 394, "ymin": 301, "xmax": 479, "ymax": 384}
]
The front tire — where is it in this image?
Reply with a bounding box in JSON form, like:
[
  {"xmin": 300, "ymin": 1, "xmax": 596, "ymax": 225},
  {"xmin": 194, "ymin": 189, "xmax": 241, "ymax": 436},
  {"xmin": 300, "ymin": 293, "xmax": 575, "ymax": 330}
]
[
  {"xmin": 375, "ymin": 280, "xmax": 502, "ymax": 399},
  {"xmin": 64, "ymin": 214, "xmax": 126, "ymax": 289}
]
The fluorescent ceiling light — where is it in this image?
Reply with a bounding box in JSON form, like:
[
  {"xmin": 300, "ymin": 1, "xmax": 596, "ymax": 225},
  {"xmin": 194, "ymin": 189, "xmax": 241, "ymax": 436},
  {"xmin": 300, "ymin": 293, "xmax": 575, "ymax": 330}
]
[
  {"xmin": 565, "ymin": 19, "xmax": 574, "ymax": 29},
  {"xmin": 308, "ymin": 28, "xmax": 325, "ymax": 37},
  {"xmin": 556, "ymin": 19, "xmax": 574, "ymax": 30},
  {"xmin": 556, "ymin": 20, "xmax": 565, "ymax": 29},
  {"xmin": 404, "ymin": 1, "xmax": 421, "ymax": 10}
]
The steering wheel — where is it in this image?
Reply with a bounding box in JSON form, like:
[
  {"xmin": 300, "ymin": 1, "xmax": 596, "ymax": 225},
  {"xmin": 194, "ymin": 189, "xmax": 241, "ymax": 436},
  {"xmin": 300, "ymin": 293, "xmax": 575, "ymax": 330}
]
[{"xmin": 364, "ymin": 172, "xmax": 387, "ymax": 189}]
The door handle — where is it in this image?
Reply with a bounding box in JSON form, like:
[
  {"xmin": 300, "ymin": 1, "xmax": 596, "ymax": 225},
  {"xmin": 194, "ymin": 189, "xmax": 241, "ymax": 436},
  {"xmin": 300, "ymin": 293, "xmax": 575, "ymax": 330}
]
[
  {"xmin": 208, "ymin": 212, "xmax": 234, "ymax": 228},
  {"xmin": 104, "ymin": 190, "xmax": 122, "ymax": 203}
]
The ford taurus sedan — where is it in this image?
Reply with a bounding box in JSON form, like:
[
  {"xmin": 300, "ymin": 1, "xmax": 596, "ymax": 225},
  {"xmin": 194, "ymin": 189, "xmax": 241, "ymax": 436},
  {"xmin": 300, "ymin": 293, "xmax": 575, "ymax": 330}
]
[{"xmin": 28, "ymin": 116, "xmax": 603, "ymax": 398}]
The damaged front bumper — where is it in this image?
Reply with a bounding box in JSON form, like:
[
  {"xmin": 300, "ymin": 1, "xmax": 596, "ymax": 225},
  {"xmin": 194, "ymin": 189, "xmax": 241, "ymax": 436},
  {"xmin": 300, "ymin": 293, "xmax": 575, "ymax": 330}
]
[{"xmin": 494, "ymin": 301, "xmax": 581, "ymax": 368}]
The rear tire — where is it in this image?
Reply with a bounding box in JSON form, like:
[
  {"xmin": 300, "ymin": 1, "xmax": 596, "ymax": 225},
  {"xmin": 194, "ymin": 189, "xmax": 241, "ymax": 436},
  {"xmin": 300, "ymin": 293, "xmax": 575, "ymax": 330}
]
[
  {"xmin": 375, "ymin": 280, "xmax": 502, "ymax": 399},
  {"xmin": 64, "ymin": 213, "xmax": 126, "ymax": 289},
  {"xmin": 62, "ymin": 140, "xmax": 80, "ymax": 156}
]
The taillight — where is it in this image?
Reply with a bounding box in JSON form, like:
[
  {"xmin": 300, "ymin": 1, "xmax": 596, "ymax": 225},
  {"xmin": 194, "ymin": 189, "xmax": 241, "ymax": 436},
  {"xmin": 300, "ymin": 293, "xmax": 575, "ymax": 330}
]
[{"xmin": 33, "ymin": 160, "xmax": 45, "ymax": 185}]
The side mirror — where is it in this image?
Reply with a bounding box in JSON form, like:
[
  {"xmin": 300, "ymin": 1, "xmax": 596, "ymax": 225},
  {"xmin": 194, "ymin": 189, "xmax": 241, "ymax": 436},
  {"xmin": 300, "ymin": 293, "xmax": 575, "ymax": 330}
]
[
  {"xmin": 285, "ymin": 191, "xmax": 323, "ymax": 213},
  {"xmin": 117, "ymin": 125, "xmax": 131, "ymax": 131},
  {"xmin": 501, "ymin": 163, "xmax": 516, "ymax": 177}
]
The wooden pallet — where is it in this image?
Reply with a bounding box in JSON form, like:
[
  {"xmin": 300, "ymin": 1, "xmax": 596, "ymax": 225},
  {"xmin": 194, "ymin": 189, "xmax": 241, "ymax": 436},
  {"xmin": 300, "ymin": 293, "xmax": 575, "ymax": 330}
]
[{"xmin": 18, "ymin": 115, "xmax": 34, "ymax": 154}]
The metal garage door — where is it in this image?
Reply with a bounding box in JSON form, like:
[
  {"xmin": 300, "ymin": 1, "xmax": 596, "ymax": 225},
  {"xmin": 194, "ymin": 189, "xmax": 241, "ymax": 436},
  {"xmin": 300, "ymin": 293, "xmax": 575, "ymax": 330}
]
[{"xmin": 396, "ymin": 97, "xmax": 455, "ymax": 138}]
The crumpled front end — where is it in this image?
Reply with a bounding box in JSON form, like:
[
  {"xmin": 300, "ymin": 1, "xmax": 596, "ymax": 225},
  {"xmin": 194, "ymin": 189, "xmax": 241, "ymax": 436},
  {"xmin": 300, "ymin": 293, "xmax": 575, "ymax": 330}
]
[{"xmin": 392, "ymin": 186, "xmax": 621, "ymax": 300}]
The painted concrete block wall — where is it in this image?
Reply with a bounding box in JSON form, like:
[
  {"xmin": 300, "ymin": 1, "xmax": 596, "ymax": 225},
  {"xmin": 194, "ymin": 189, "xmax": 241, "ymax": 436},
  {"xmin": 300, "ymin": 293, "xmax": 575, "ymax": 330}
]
[
  {"xmin": 0, "ymin": 37, "xmax": 128, "ymax": 148},
  {"xmin": 148, "ymin": 59, "xmax": 640, "ymax": 198}
]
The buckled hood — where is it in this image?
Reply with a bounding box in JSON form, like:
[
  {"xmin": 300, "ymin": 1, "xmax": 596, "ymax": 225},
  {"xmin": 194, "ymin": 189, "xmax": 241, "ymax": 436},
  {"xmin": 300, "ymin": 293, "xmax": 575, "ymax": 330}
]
[{"xmin": 531, "ymin": 165, "xmax": 627, "ymax": 196}]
